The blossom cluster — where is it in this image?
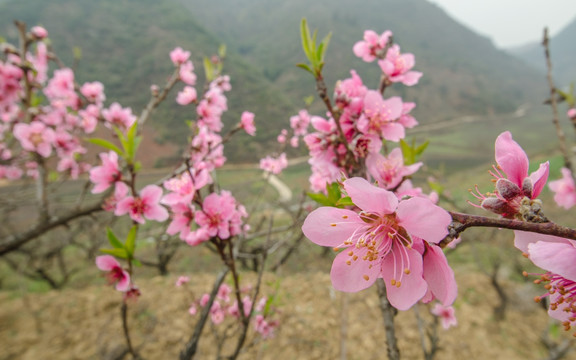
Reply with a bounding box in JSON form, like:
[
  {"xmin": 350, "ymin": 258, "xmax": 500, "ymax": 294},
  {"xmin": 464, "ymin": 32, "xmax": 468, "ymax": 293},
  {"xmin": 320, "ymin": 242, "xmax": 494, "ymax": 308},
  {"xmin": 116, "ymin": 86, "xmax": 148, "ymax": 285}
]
[{"xmin": 182, "ymin": 282, "xmax": 279, "ymax": 339}]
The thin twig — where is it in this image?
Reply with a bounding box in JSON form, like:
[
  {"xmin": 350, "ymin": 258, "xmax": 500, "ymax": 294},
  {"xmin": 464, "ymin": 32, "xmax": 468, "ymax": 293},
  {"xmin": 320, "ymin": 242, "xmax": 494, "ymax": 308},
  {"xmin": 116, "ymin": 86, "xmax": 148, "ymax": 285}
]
[
  {"xmin": 542, "ymin": 27, "xmax": 572, "ymax": 171},
  {"xmin": 376, "ymin": 279, "xmax": 400, "ymax": 360}
]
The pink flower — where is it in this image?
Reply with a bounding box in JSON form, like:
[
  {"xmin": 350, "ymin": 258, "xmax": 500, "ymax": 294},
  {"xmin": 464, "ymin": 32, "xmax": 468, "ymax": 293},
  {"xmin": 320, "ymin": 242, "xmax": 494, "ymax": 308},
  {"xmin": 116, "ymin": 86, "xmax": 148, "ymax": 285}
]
[
  {"xmin": 548, "ymin": 168, "xmax": 576, "ymax": 209},
  {"xmin": 103, "ymin": 182, "xmax": 129, "ymax": 212},
  {"xmin": 96, "ymin": 255, "xmax": 130, "ymax": 292},
  {"xmin": 378, "ymin": 44, "xmax": 422, "ymax": 86},
  {"xmin": 30, "ymin": 26, "xmax": 48, "ymax": 39},
  {"xmin": 568, "ymin": 108, "xmax": 576, "ymax": 119},
  {"xmin": 44, "ymin": 68, "xmax": 78, "ymax": 109},
  {"xmin": 431, "ymin": 304, "xmax": 457, "ymax": 329},
  {"xmin": 357, "ymin": 91, "xmax": 405, "ymax": 141},
  {"xmin": 90, "ymin": 151, "xmax": 122, "ymax": 194},
  {"xmin": 80, "ymin": 81, "xmax": 106, "ymax": 105},
  {"xmin": 165, "ymin": 202, "xmax": 195, "ymax": 240},
  {"xmin": 259, "ymin": 153, "xmax": 288, "ymax": 175},
  {"xmin": 194, "ymin": 190, "xmax": 247, "ymax": 239},
  {"xmin": 478, "ymin": 131, "xmax": 549, "ymax": 219},
  {"xmin": 366, "ymin": 147, "xmax": 422, "ymax": 190},
  {"xmin": 176, "ymin": 86, "xmax": 197, "ymax": 105},
  {"xmin": 170, "ymin": 47, "xmax": 190, "ymax": 65},
  {"xmin": 240, "ymin": 111, "xmax": 256, "ymax": 136},
  {"xmin": 115, "ymin": 185, "xmax": 169, "ymax": 224},
  {"xmin": 302, "ymin": 177, "xmax": 455, "ymax": 310},
  {"xmin": 13, "ymin": 121, "xmax": 55, "ymax": 157},
  {"xmin": 175, "ymin": 275, "xmax": 190, "ymax": 287},
  {"xmin": 515, "ymin": 231, "xmax": 576, "ymax": 335},
  {"xmin": 179, "ymin": 61, "xmax": 197, "ymax": 86},
  {"xmin": 353, "ymin": 30, "xmax": 393, "ymax": 62},
  {"xmin": 102, "ymin": 102, "xmax": 137, "ymax": 130}
]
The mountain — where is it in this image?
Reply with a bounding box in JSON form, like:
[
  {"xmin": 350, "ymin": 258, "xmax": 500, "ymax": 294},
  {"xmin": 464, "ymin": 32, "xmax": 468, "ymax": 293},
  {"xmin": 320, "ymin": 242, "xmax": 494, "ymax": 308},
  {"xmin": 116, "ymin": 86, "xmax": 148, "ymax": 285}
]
[
  {"xmin": 178, "ymin": 0, "xmax": 546, "ymax": 121},
  {"xmin": 0, "ymin": 0, "xmax": 549, "ymax": 164},
  {"xmin": 0, "ymin": 0, "xmax": 297, "ymax": 163},
  {"xmin": 508, "ymin": 17, "xmax": 576, "ymax": 87}
]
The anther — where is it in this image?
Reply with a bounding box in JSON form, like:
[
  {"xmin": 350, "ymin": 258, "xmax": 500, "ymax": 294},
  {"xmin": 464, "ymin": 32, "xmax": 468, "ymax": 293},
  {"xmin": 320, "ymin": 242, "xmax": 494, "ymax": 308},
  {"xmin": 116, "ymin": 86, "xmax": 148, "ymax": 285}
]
[{"xmin": 363, "ymin": 275, "xmax": 370, "ymax": 281}]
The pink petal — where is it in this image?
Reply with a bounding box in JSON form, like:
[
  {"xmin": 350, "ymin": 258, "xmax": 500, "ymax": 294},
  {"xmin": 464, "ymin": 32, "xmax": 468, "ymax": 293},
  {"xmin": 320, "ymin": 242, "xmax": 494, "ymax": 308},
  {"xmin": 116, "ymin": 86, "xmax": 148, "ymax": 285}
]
[
  {"xmin": 495, "ymin": 131, "xmax": 528, "ymax": 186},
  {"xmin": 330, "ymin": 248, "xmax": 379, "ymax": 292},
  {"xmin": 302, "ymin": 207, "xmax": 361, "ymax": 247},
  {"xmin": 396, "ymin": 197, "xmax": 451, "ymax": 243},
  {"xmin": 529, "ymin": 161, "xmax": 549, "ymax": 198},
  {"xmin": 422, "ymin": 245, "xmax": 457, "ymax": 306},
  {"xmin": 115, "ymin": 271, "xmax": 131, "ymax": 292},
  {"xmin": 115, "ymin": 197, "xmax": 134, "ymax": 216},
  {"xmin": 513, "ymin": 231, "xmax": 571, "ymax": 253},
  {"xmin": 528, "ymin": 241, "xmax": 576, "ymax": 281},
  {"xmin": 140, "ymin": 185, "xmax": 163, "ymax": 203},
  {"xmin": 96, "ymin": 255, "xmax": 120, "ymax": 271},
  {"xmin": 343, "ymin": 177, "xmax": 398, "ymax": 215},
  {"xmin": 380, "ymin": 245, "xmax": 427, "ymax": 310},
  {"xmin": 401, "ymin": 71, "xmax": 422, "ymax": 86},
  {"xmin": 144, "ymin": 204, "xmax": 169, "ymax": 222},
  {"xmin": 381, "ymin": 122, "xmax": 405, "ymax": 142}
]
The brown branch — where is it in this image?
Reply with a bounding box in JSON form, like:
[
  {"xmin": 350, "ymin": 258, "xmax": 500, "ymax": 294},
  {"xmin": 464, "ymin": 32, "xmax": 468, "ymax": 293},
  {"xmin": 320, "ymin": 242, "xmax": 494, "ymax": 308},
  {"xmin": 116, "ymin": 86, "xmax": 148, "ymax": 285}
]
[
  {"xmin": 0, "ymin": 201, "xmax": 104, "ymax": 256},
  {"xmin": 543, "ymin": 27, "xmax": 572, "ymax": 171},
  {"xmin": 446, "ymin": 211, "xmax": 576, "ymax": 244},
  {"xmin": 376, "ymin": 279, "xmax": 400, "ymax": 360},
  {"xmin": 138, "ymin": 68, "xmax": 180, "ymax": 128}
]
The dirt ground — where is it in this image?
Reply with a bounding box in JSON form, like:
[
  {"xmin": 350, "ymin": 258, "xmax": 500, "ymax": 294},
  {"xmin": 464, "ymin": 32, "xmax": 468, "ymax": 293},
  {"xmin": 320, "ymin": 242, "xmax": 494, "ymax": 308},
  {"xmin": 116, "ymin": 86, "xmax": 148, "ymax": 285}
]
[{"xmin": 1, "ymin": 270, "xmax": 573, "ymax": 360}]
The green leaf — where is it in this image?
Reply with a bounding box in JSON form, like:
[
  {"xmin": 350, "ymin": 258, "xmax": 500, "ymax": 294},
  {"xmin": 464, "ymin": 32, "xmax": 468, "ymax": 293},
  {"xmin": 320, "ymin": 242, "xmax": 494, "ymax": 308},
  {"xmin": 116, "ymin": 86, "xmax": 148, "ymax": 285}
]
[
  {"xmin": 428, "ymin": 181, "xmax": 444, "ymax": 195},
  {"xmin": 296, "ymin": 63, "xmax": 313, "ymax": 74},
  {"xmin": 307, "ymin": 192, "xmax": 333, "ymax": 206},
  {"xmin": 100, "ymin": 248, "xmax": 128, "ymax": 259},
  {"xmin": 415, "ymin": 140, "xmax": 429, "ymax": 157},
  {"xmin": 335, "ymin": 196, "xmax": 354, "ymax": 207},
  {"xmin": 106, "ymin": 227, "xmax": 124, "ymax": 249},
  {"xmin": 87, "ymin": 138, "xmax": 123, "ymax": 155},
  {"xmin": 303, "ymin": 95, "xmax": 315, "ymax": 106},
  {"xmin": 400, "ymin": 139, "xmax": 415, "ymax": 165},
  {"xmin": 218, "ymin": 44, "xmax": 227, "ymax": 59},
  {"xmin": 326, "ymin": 182, "xmax": 341, "ymax": 204},
  {"xmin": 203, "ymin": 56, "xmax": 214, "ymax": 82},
  {"xmin": 132, "ymin": 258, "xmax": 142, "ymax": 267},
  {"xmin": 125, "ymin": 225, "xmax": 138, "ymax": 257},
  {"xmin": 319, "ymin": 32, "xmax": 332, "ymax": 61},
  {"xmin": 0, "ymin": 36, "xmax": 5, "ymax": 44},
  {"xmin": 300, "ymin": 18, "xmax": 312, "ymax": 59}
]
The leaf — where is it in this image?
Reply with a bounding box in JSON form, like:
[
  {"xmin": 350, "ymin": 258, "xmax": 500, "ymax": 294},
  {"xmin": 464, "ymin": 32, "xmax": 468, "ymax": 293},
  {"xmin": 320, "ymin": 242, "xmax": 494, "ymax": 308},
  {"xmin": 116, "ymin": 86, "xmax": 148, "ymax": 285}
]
[
  {"xmin": 125, "ymin": 225, "xmax": 138, "ymax": 257},
  {"xmin": 335, "ymin": 196, "xmax": 354, "ymax": 207},
  {"xmin": 218, "ymin": 44, "xmax": 227, "ymax": 59},
  {"xmin": 319, "ymin": 32, "xmax": 332, "ymax": 61},
  {"xmin": 300, "ymin": 18, "xmax": 312, "ymax": 59},
  {"xmin": 106, "ymin": 227, "xmax": 124, "ymax": 249},
  {"xmin": 132, "ymin": 258, "xmax": 142, "ymax": 267},
  {"xmin": 400, "ymin": 139, "xmax": 415, "ymax": 165},
  {"xmin": 100, "ymin": 248, "xmax": 128, "ymax": 259},
  {"xmin": 326, "ymin": 182, "xmax": 341, "ymax": 204},
  {"xmin": 415, "ymin": 140, "xmax": 429, "ymax": 157},
  {"xmin": 307, "ymin": 192, "xmax": 333, "ymax": 206},
  {"xmin": 86, "ymin": 138, "xmax": 123, "ymax": 155},
  {"xmin": 296, "ymin": 63, "xmax": 313, "ymax": 74},
  {"xmin": 428, "ymin": 181, "xmax": 444, "ymax": 195},
  {"xmin": 0, "ymin": 36, "xmax": 6, "ymax": 44},
  {"xmin": 203, "ymin": 56, "xmax": 214, "ymax": 82}
]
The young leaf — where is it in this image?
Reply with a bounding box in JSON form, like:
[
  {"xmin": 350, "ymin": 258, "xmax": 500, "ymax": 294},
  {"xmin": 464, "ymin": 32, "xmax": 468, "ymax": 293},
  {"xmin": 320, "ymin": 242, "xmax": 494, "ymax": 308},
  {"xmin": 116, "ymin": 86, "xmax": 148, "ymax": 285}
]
[
  {"xmin": 100, "ymin": 248, "xmax": 128, "ymax": 259},
  {"xmin": 415, "ymin": 140, "xmax": 429, "ymax": 157},
  {"xmin": 307, "ymin": 192, "xmax": 332, "ymax": 206},
  {"xmin": 335, "ymin": 196, "xmax": 354, "ymax": 207},
  {"xmin": 400, "ymin": 139, "xmax": 415, "ymax": 165},
  {"xmin": 106, "ymin": 227, "xmax": 124, "ymax": 249},
  {"xmin": 326, "ymin": 182, "xmax": 342, "ymax": 204},
  {"xmin": 87, "ymin": 138, "xmax": 123, "ymax": 155},
  {"xmin": 203, "ymin": 56, "xmax": 214, "ymax": 82},
  {"xmin": 300, "ymin": 18, "xmax": 312, "ymax": 59},
  {"xmin": 296, "ymin": 63, "xmax": 313, "ymax": 74},
  {"xmin": 218, "ymin": 44, "xmax": 227, "ymax": 59},
  {"xmin": 125, "ymin": 225, "xmax": 138, "ymax": 257}
]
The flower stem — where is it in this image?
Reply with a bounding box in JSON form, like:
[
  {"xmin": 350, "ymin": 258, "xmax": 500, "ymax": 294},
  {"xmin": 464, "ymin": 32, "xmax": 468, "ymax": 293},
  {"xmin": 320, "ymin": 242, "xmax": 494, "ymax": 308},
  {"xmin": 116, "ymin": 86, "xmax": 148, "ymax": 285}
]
[{"xmin": 376, "ymin": 279, "xmax": 400, "ymax": 360}]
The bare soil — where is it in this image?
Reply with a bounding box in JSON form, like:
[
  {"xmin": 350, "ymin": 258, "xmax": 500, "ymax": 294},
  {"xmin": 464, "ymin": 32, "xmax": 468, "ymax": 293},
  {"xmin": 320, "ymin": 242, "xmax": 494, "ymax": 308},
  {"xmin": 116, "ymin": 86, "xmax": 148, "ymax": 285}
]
[{"xmin": 1, "ymin": 270, "xmax": 571, "ymax": 360}]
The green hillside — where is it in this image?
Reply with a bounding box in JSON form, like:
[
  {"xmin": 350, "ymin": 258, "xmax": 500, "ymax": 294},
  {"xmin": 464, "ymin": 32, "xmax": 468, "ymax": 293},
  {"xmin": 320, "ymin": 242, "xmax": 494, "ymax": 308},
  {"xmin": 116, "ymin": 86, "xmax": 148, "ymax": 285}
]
[
  {"xmin": 0, "ymin": 0, "xmax": 297, "ymax": 163},
  {"xmin": 178, "ymin": 0, "xmax": 546, "ymax": 122}
]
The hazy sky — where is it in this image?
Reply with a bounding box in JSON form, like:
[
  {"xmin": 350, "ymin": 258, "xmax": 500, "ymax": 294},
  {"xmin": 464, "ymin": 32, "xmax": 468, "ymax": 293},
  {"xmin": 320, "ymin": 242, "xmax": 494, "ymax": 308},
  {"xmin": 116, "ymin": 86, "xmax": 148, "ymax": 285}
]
[{"xmin": 428, "ymin": 0, "xmax": 576, "ymax": 48}]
